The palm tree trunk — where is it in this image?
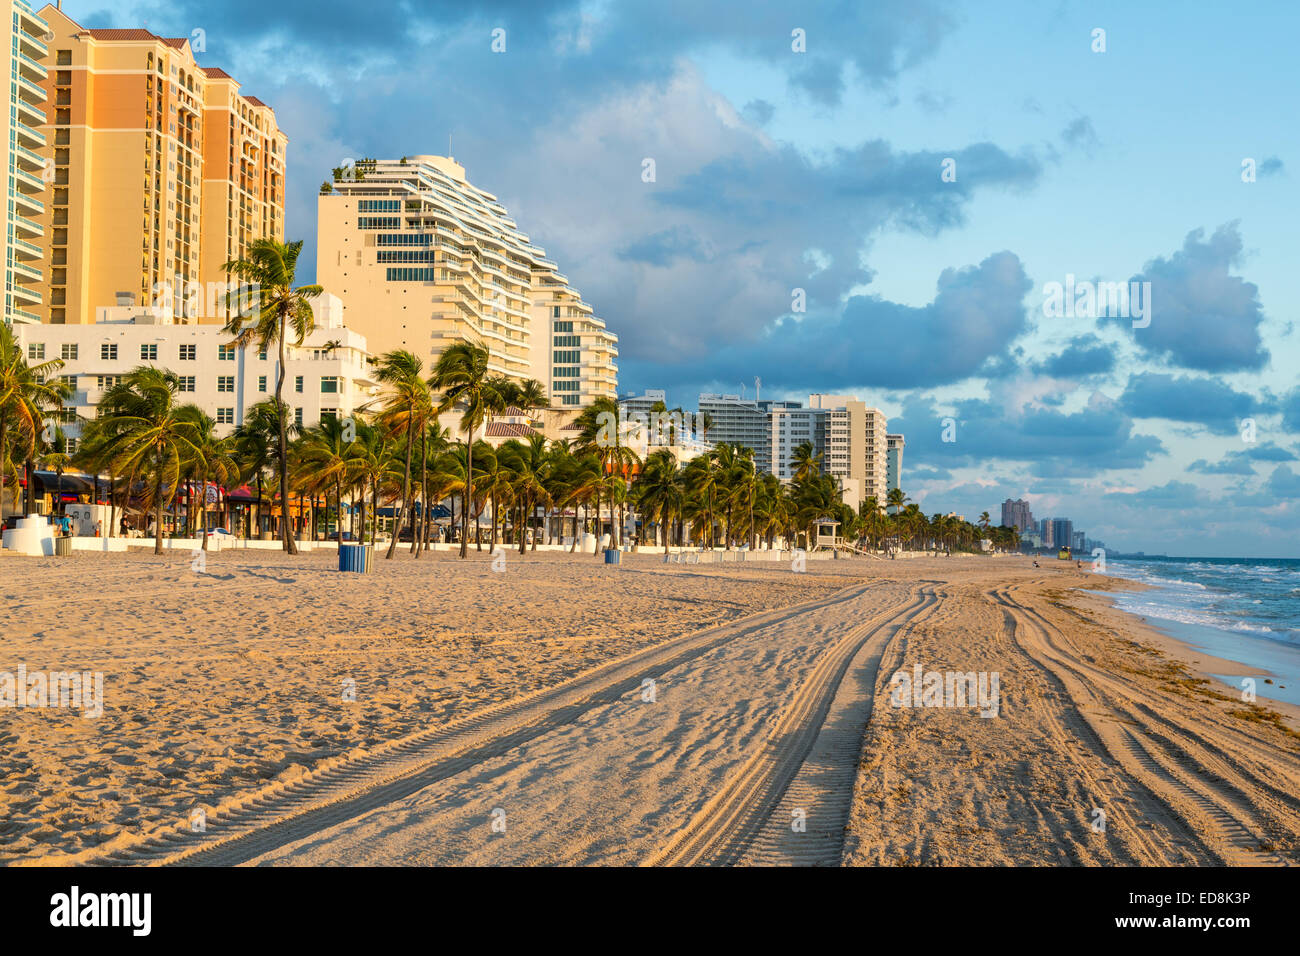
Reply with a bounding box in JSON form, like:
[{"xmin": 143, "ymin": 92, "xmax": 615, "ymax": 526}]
[
  {"xmin": 153, "ymin": 470, "xmax": 165, "ymax": 556},
  {"xmin": 201, "ymin": 480, "xmax": 210, "ymax": 549},
  {"xmin": 274, "ymin": 320, "xmax": 297, "ymax": 555},
  {"xmin": 415, "ymin": 428, "xmax": 427, "ymax": 557},
  {"xmin": 593, "ymin": 484, "xmax": 601, "ymax": 555},
  {"xmin": 460, "ymin": 436, "xmax": 472, "ymax": 559},
  {"xmin": 387, "ymin": 421, "xmax": 414, "ymax": 559}
]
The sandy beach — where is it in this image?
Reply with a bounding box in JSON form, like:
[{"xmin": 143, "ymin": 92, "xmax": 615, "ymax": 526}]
[{"xmin": 2, "ymin": 548, "xmax": 1297, "ymax": 866}]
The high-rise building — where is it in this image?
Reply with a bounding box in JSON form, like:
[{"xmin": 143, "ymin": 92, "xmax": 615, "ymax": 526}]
[
  {"xmin": 697, "ymin": 394, "xmax": 777, "ymax": 474},
  {"xmin": 36, "ymin": 5, "xmax": 286, "ymax": 324},
  {"xmin": 769, "ymin": 404, "xmax": 825, "ymax": 483},
  {"xmin": 1072, "ymin": 530, "xmax": 1086, "ymax": 553},
  {"xmin": 317, "ymin": 155, "xmax": 617, "ymax": 406},
  {"xmin": 1039, "ymin": 517, "xmax": 1054, "ymax": 548},
  {"xmin": 1001, "ymin": 498, "xmax": 1035, "ymax": 534},
  {"xmin": 1052, "ymin": 518, "xmax": 1074, "ymax": 552},
  {"xmin": 619, "ymin": 388, "xmax": 666, "ymax": 421},
  {"xmin": 886, "ymin": 433, "xmax": 905, "ymax": 497},
  {"xmin": 808, "ymin": 394, "xmax": 889, "ymax": 508},
  {"xmin": 1, "ymin": 0, "xmax": 49, "ymax": 326}
]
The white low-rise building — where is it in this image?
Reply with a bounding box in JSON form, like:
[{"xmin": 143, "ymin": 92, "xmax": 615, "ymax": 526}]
[{"xmin": 16, "ymin": 293, "xmax": 378, "ymax": 452}]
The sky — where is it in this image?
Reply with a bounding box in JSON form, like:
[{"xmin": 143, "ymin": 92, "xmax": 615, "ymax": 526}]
[{"xmin": 63, "ymin": 0, "xmax": 1300, "ymax": 557}]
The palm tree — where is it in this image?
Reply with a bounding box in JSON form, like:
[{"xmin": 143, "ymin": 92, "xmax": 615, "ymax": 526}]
[
  {"xmin": 430, "ymin": 342, "xmax": 506, "ymax": 558},
  {"xmin": 233, "ymin": 399, "xmax": 293, "ymax": 539},
  {"xmin": 0, "ymin": 324, "xmax": 70, "ymax": 519},
  {"xmin": 636, "ymin": 449, "xmax": 683, "ymax": 552},
  {"xmin": 517, "ymin": 379, "xmax": 547, "ymax": 416},
  {"xmin": 223, "ymin": 238, "xmax": 323, "ymax": 554},
  {"xmin": 790, "ymin": 439, "xmax": 822, "ymax": 485},
  {"xmin": 297, "ymin": 416, "xmax": 362, "ymax": 542},
  {"xmin": 369, "ymin": 350, "xmax": 433, "ymax": 559},
  {"xmin": 499, "ymin": 433, "xmax": 551, "ymax": 553},
  {"xmin": 179, "ymin": 408, "xmax": 240, "ymax": 549},
  {"xmin": 89, "ymin": 367, "xmax": 201, "ymax": 554}
]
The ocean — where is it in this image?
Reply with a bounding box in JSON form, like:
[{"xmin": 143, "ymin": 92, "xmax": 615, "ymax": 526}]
[{"xmin": 1100, "ymin": 556, "xmax": 1300, "ymax": 706}]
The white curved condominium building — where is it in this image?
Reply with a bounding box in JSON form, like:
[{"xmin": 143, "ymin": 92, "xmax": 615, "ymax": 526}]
[{"xmin": 317, "ymin": 155, "xmax": 617, "ymax": 407}]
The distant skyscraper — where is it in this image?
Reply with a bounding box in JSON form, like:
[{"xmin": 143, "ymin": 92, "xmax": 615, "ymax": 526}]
[
  {"xmin": 1051, "ymin": 518, "xmax": 1074, "ymax": 551},
  {"xmin": 886, "ymin": 434, "xmax": 905, "ymax": 499},
  {"xmin": 1072, "ymin": 530, "xmax": 1086, "ymax": 553},
  {"xmin": 1001, "ymin": 498, "xmax": 1035, "ymax": 533},
  {"xmin": 1039, "ymin": 517, "xmax": 1054, "ymax": 548}
]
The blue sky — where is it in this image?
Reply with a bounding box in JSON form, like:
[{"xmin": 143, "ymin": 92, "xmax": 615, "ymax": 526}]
[{"xmin": 67, "ymin": 0, "xmax": 1300, "ymax": 556}]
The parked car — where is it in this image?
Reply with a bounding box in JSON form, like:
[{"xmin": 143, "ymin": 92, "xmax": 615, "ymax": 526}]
[{"xmin": 206, "ymin": 527, "xmax": 233, "ymax": 537}]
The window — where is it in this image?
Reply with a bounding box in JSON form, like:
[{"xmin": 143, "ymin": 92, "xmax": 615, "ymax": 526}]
[
  {"xmin": 554, "ymin": 321, "xmax": 573, "ymax": 332},
  {"xmin": 554, "ymin": 381, "xmax": 579, "ymax": 392},
  {"xmin": 28, "ymin": 343, "xmax": 46, "ymax": 360},
  {"xmin": 257, "ymin": 349, "xmax": 267, "ymax": 361},
  {"xmin": 294, "ymin": 407, "xmax": 303, "ymax": 427},
  {"xmin": 96, "ymin": 375, "xmax": 119, "ymax": 389},
  {"xmin": 358, "ymin": 216, "xmax": 400, "ymax": 229},
  {"xmin": 178, "ymin": 376, "xmax": 196, "ymax": 392},
  {"xmin": 320, "ymin": 410, "xmax": 337, "ymax": 423},
  {"xmin": 552, "ymin": 306, "xmax": 560, "ymax": 318},
  {"xmin": 377, "ymin": 250, "xmax": 437, "ymax": 264},
  {"xmin": 217, "ymin": 408, "xmax": 234, "ymax": 425},
  {"xmin": 358, "ymin": 199, "xmax": 400, "ymax": 213},
  {"xmin": 218, "ymin": 345, "xmax": 235, "ymax": 361},
  {"xmin": 294, "ymin": 375, "xmax": 303, "ymax": 393},
  {"xmin": 179, "ymin": 344, "xmax": 196, "ymax": 360},
  {"xmin": 258, "ymin": 375, "xmax": 267, "ymax": 392},
  {"xmin": 140, "ymin": 344, "xmax": 158, "ymax": 360},
  {"xmin": 217, "ymin": 376, "xmax": 235, "ymax": 393},
  {"xmin": 553, "ymin": 335, "xmax": 580, "ymax": 348},
  {"xmin": 554, "ymin": 366, "xmax": 579, "ymax": 377},
  {"xmin": 61, "ymin": 344, "xmax": 78, "ymax": 360},
  {"xmin": 552, "ymin": 350, "xmax": 579, "ymax": 364},
  {"xmin": 100, "ymin": 344, "xmax": 118, "ymax": 360},
  {"xmin": 384, "ymin": 267, "xmax": 437, "ymax": 282},
  {"xmin": 376, "ymin": 233, "xmax": 433, "ymax": 247},
  {"xmin": 320, "ymin": 376, "xmax": 339, "ymax": 393}
]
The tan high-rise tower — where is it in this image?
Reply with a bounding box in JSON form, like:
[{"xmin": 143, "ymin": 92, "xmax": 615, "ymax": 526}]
[
  {"xmin": 36, "ymin": 5, "xmax": 286, "ymax": 324},
  {"xmin": 1, "ymin": 0, "xmax": 49, "ymax": 327}
]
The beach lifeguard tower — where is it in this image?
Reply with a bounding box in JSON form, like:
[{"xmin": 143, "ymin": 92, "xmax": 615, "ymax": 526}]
[{"xmin": 813, "ymin": 518, "xmax": 842, "ymax": 552}]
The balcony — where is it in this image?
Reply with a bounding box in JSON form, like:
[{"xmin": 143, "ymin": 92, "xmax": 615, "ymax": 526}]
[
  {"xmin": 8, "ymin": 306, "xmax": 41, "ymax": 324},
  {"xmin": 12, "ymin": 236, "xmax": 42, "ymax": 260},
  {"xmin": 17, "ymin": 51, "xmax": 45, "ymax": 83},
  {"xmin": 11, "ymin": 283, "xmax": 41, "ymax": 305},
  {"xmin": 14, "ymin": 165, "xmax": 44, "ymax": 193},
  {"xmin": 16, "ymin": 98, "xmax": 45, "ymax": 128},
  {"xmin": 14, "ymin": 143, "xmax": 43, "ymax": 170},
  {"xmin": 17, "ymin": 72, "xmax": 45, "ymax": 104},
  {"xmin": 11, "ymin": 259, "xmax": 42, "ymax": 283},
  {"xmin": 15, "ymin": 120, "xmax": 45, "ymax": 150},
  {"xmin": 14, "ymin": 191, "xmax": 44, "ymax": 217},
  {"xmin": 13, "ymin": 214, "xmax": 43, "ymax": 238}
]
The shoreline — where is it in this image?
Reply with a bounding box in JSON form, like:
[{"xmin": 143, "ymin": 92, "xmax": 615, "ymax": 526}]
[{"xmin": 1069, "ymin": 575, "xmax": 1300, "ymax": 728}]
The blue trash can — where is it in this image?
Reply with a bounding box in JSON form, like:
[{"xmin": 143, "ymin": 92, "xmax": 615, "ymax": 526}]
[
  {"xmin": 604, "ymin": 548, "xmax": 620, "ymax": 565},
  {"xmin": 339, "ymin": 543, "xmax": 373, "ymax": 573}
]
